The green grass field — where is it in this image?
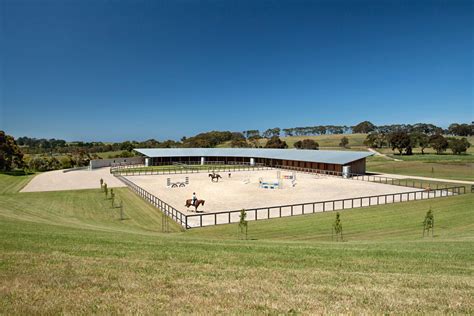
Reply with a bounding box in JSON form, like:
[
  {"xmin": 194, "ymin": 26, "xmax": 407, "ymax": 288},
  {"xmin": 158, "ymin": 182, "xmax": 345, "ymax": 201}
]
[
  {"xmin": 367, "ymin": 156, "xmax": 474, "ymax": 181},
  {"xmin": 281, "ymin": 133, "xmax": 368, "ymax": 148},
  {"xmin": 0, "ymin": 172, "xmax": 473, "ymax": 313},
  {"xmin": 0, "ymin": 172, "xmax": 37, "ymax": 194}
]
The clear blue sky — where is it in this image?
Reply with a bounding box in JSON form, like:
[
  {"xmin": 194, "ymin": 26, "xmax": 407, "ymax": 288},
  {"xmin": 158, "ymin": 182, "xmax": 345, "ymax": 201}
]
[{"xmin": 1, "ymin": 0, "xmax": 472, "ymax": 141}]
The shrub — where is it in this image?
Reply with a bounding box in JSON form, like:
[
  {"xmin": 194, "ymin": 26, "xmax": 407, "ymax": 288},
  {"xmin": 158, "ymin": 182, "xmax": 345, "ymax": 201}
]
[
  {"xmin": 339, "ymin": 137, "xmax": 349, "ymax": 148},
  {"xmin": 265, "ymin": 136, "xmax": 288, "ymax": 149},
  {"xmin": 294, "ymin": 139, "xmax": 319, "ymax": 150},
  {"xmin": 447, "ymin": 137, "xmax": 471, "ymax": 155}
]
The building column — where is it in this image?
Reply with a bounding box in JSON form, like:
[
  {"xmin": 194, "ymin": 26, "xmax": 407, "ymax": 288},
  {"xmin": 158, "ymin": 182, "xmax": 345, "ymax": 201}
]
[
  {"xmin": 145, "ymin": 158, "xmax": 150, "ymax": 167},
  {"xmin": 201, "ymin": 157, "xmax": 205, "ymax": 165},
  {"xmin": 250, "ymin": 158, "xmax": 255, "ymax": 166}
]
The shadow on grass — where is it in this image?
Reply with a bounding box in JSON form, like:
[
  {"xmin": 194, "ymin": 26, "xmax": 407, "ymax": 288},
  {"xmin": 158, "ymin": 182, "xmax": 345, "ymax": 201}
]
[{"xmin": 1, "ymin": 170, "xmax": 35, "ymax": 176}]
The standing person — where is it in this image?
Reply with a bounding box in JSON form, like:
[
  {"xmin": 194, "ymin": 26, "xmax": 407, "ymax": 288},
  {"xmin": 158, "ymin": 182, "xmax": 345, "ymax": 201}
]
[{"xmin": 192, "ymin": 192, "xmax": 197, "ymax": 206}]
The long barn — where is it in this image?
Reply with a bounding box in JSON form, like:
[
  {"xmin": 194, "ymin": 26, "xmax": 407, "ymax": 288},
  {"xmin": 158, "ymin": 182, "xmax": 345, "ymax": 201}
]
[{"xmin": 133, "ymin": 148, "xmax": 373, "ymax": 175}]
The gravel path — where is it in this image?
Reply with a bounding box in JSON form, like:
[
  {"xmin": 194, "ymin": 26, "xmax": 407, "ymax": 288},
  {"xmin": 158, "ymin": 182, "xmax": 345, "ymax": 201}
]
[{"xmin": 21, "ymin": 168, "xmax": 125, "ymax": 192}]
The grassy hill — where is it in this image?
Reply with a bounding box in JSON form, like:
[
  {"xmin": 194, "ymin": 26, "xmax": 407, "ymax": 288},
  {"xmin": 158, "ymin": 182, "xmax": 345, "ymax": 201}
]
[
  {"xmin": 280, "ymin": 133, "xmax": 368, "ymax": 149},
  {"xmin": 0, "ymin": 172, "xmax": 37, "ymax": 194},
  {"xmin": 367, "ymin": 156, "xmax": 474, "ymax": 181},
  {"xmin": 217, "ymin": 133, "xmax": 368, "ymax": 149},
  {"xmin": 0, "ymin": 172, "xmax": 472, "ymax": 313}
]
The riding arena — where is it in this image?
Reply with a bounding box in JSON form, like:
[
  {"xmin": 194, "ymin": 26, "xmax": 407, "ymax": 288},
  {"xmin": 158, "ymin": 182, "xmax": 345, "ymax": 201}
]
[{"xmin": 105, "ymin": 148, "xmax": 465, "ymax": 228}]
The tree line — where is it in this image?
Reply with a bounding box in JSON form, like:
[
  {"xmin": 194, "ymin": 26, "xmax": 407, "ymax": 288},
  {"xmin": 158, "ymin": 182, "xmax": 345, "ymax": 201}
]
[
  {"xmin": 16, "ymin": 137, "xmax": 181, "ymax": 155},
  {"xmin": 364, "ymin": 131, "xmax": 471, "ymax": 155},
  {"xmin": 2, "ymin": 121, "xmax": 472, "ymax": 171},
  {"xmin": 243, "ymin": 121, "xmax": 473, "ymax": 138}
]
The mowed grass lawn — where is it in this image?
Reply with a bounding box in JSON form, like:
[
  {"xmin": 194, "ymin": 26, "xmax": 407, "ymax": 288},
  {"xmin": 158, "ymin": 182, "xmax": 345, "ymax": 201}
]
[
  {"xmin": 367, "ymin": 156, "xmax": 474, "ymax": 181},
  {"xmin": 0, "ymin": 173, "xmax": 473, "ymax": 313}
]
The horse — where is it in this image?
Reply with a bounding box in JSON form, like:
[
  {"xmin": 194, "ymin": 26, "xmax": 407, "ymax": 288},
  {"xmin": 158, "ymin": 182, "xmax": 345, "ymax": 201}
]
[
  {"xmin": 209, "ymin": 173, "xmax": 222, "ymax": 182},
  {"xmin": 185, "ymin": 199, "xmax": 205, "ymax": 212}
]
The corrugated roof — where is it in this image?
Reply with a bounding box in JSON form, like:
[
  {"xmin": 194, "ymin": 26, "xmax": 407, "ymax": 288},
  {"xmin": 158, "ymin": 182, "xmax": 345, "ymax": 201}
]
[{"xmin": 133, "ymin": 148, "xmax": 373, "ymax": 165}]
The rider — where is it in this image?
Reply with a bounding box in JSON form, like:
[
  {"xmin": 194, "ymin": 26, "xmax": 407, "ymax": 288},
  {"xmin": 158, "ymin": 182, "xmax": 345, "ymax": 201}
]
[{"xmin": 192, "ymin": 192, "xmax": 197, "ymax": 206}]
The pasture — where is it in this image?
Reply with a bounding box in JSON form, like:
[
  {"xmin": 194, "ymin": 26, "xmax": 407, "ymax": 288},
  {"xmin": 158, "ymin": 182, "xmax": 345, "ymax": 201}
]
[
  {"xmin": 0, "ymin": 171, "xmax": 472, "ymax": 314},
  {"xmin": 367, "ymin": 156, "xmax": 474, "ymax": 181}
]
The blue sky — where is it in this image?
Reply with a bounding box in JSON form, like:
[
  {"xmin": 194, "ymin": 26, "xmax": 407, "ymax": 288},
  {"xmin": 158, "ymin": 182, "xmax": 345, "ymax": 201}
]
[{"xmin": 1, "ymin": 0, "xmax": 473, "ymax": 141}]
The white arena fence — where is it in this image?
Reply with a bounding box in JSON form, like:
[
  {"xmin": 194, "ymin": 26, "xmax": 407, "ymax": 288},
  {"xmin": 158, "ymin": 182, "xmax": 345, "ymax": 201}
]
[
  {"xmin": 111, "ymin": 164, "xmax": 272, "ymax": 176},
  {"xmin": 117, "ymin": 176, "xmax": 189, "ymax": 229},
  {"xmin": 115, "ymin": 174, "xmax": 467, "ymax": 230}
]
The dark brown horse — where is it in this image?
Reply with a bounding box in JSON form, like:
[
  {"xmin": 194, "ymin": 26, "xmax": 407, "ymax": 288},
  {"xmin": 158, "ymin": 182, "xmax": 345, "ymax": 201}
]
[
  {"xmin": 209, "ymin": 173, "xmax": 222, "ymax": 182},
  {"xmin": 185, "ymin": 199, "xmax": 205, "ymax": 212}
]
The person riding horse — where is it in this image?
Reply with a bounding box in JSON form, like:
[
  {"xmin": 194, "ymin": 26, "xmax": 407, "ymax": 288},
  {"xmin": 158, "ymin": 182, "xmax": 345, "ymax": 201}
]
[
  {"xmin": 209, "ymin": 172, "xmax": 222, "ymax": 182},
  {"xmin": 192, "ymin": 192, "xmax": 197, "ymax": 206},
  {"xmin": 185, "ymin": 197, "xmax": 205, "ymax": 212}
]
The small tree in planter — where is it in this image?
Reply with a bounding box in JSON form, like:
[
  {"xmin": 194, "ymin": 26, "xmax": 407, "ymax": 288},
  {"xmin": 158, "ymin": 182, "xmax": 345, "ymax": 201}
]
[
  {"xmin": 119, "ymin": 200, "xmax": 124, "ymax": 220},
  {"xmin": 423, "ymin": 208, "xmax": 434, "ymax": 237},
  {"xmin": 110, "ymin": 189, "xmax": 115, "ymax": 207},
  {"xmin": 104, "ymin": 183, "xmax": 108, "ymax": 198},
  {"xmin": 238, "ymin": 209, "xmax": 248, "ymax": 240},
  {"xmin": 332, "ymin": 212, "xmax": 343, "ymax": 241},
  {"xmin": 100, "ymin": 178, "xmax": 104, "ymax": 189}
]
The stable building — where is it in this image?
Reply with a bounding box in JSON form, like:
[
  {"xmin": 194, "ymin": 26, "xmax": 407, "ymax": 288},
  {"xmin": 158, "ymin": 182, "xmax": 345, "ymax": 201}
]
[{"xmin": 133, "ymin": 148, "xmax": 373, "ymax": 175}]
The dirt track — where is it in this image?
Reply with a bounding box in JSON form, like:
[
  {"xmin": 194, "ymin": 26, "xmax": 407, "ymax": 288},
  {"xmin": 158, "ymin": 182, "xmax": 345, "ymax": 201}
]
[{"xmin": 21, "ymin": 168, "xmax": 125, "ymax": 192}]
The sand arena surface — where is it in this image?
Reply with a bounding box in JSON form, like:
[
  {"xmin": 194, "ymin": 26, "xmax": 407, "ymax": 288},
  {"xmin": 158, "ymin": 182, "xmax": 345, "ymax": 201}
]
[
  {"xmin": 22, "ymin": 167, "xmax": 125, "ymax": 192},
  {"xmin": 125, "ymin": 169, "xmax": 421, "ymax": 215}
]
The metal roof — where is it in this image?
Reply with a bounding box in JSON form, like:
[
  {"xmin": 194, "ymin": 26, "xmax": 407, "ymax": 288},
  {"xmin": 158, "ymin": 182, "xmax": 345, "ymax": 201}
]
[{"xmin": 133, "ymin": 148, "xmax": 373, "ymax": 165}]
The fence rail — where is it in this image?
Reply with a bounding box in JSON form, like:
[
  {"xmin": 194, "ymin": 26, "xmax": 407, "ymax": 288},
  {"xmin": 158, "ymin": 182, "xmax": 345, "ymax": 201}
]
[
  {"xmin": 186, "ymin": 185, "xmax": 466, "ymax": 228},
  {"xmin": 111, "ymin": 164, "xmax": 272, "ymax": 176},
  {"xmin": 116, "ymin": 175, "xmax": 189, "ymax": 229},
  {"xmin": 272, "ymin": 165, "xmax": 466, "ymax": 191},
  {"xmin": 115, "ymin": 164, "xmax": 468, "ymax": 229}
]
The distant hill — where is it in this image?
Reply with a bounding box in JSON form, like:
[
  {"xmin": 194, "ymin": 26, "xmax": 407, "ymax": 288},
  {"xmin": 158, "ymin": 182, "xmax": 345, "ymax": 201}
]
[{"xmin": 217, "ymin": 133, "xmax": 368, "ymax": 150}]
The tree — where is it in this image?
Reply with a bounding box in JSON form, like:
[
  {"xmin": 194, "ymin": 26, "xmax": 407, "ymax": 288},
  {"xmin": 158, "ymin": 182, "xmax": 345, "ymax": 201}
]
[
  {"xmin": 429, "ymin": 134, "xmax": 448, "ymax": 154},
  {"xmin": 120, "ymin": 141, "xmax": 136, "ymax": 152},
  {"xmin": 332, "ymin": 212, "xmax": 343, "ymax": 241},
  {"xmin": 230, "ymin": 133, "xmax": 249, "ymax": 148},
  {"xmin": 294, "ymin": 139, "xmax": 319, "ymax": 150},
  {"xmin": 352, "ymin": 121, "xmax": 375, "ymax": 134},
  {"xmin": 448, "ymin": 123, "xmax": 473, "ymax": 136},
  {"xmin": 411, "ymin": 132, "xmax": 430, "ymax": 154},
  {"xmin": 60, "ymin": 156, "xmax": 74, "ymax": 169},
  {"xmin": 282, "ymin": 128, "xmax": 295, "ymax": 136},
  {"xmin": 103, "ymin": 183, "xmax": 108, "ymax": 198},
  {"xmin": 339, "ymin": 136, "xmax": 349, "ymax": 148},
  {"xmin": 265, "ymin": 136, "xmax": 288, "ymax": 149},
  {"xmin": 364, "ymin": 132, "xmax": 387, "ymax": 148},
  {"xmin": 110, "ymin": 189, "xmax": 115, "ymax": 207},
  {"xmin": 388, "ymin": 131, "xmax": 412, "ymax": 155},
  {"xmin": 447, "ymin": 137, "xmax": 471, "ymax": 155},
  {"xmin": 238, "ymin": 209, "xmax": 248, "ymax": 239},
  {"xmin": 119, "ymin": 200, "xmax": 124, "ymax": 221},
  {"xmin": 423, "ymin": 208, "xmax": 434, "ymax": 237},
  {"xmin": 181, "ymin": 131, "xmax": 233, "ymax": 148},
  {"xmin": 0, "ymin": 131, "xmax": 24, "ymax": 171},
  {"xmin": 243, "ymin": 130, "xmax": 261, "ymax": 140},
  {"xmin": 25, "ymin": 156, "xmax": 62, "ymax": 172},
  {"xmin": 262, "ymin": 128, "xmax": 281, "ymax": 138}
]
